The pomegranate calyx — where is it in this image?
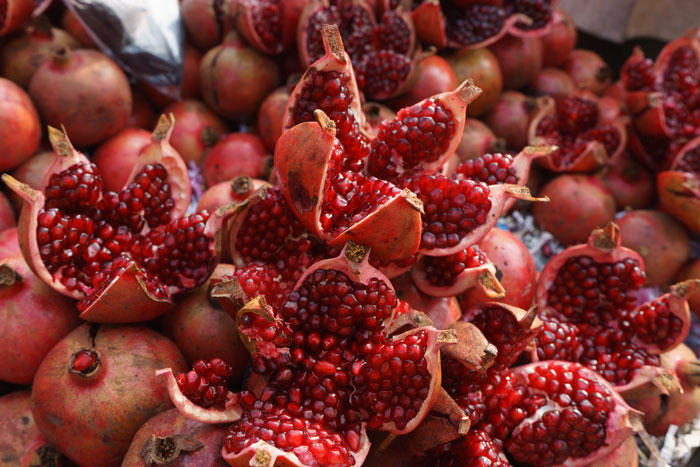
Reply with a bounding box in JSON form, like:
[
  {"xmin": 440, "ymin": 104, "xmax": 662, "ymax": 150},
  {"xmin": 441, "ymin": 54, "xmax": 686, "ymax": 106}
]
[
  {"xmin": 440, "ymin": 320, "xmax": 497, "ymax": 371},
  {"xmin": 0, "ymin": 263, "xmax": 20, "ymax": 286},
  {"xmin": 139, "ymin": 434, "xmax": 204, "ymax": 465},
  {"xmin": 431, "ymin": 387, "xmax": 471, "ymax": 434},
  {"xmin": 588, "ymin": 221, "xmax": 622, "ymax": 251},
  {"xmin": 670, "ymin": 278, "xmax": 700, "ymax": 299}
]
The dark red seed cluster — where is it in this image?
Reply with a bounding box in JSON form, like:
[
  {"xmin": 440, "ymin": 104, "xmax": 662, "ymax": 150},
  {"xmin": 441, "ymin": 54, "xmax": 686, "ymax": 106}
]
[
  {"xmin": 557, "ymin": 97, "xmax": 599, "ymax": 135},
  {"xmin": 416, "ymin": 429, "xmax": 511, "ymax": 467},
  {"xmin": 536, "ymin": 314, "xmax": 581, "ymax": 361},
  {"xmin": 235, "ymin": 263, "xmax": 292, "ymax": 309},
  {"xmin": 445, "ymin": 4, "xmax": 507, "ymax": 46},
  {"xmin": 675, "ymin": 146, "xmax": 700, "ymax": 174},
  {"xmin": 506, "ymin": 0, "xmax": 553, "ymax": 31},
  {"xmin": 251, "ymin": 0, "xmax": 282, "ymax": 50},
  {"xmin": 375, "ymin": 10, "xmax": 412, "ymax": 54},
  {"xmin": 44, "ymin": 162, "xmax": 102, "ymax": 211},
  {"xmin": 623, "ymin": 295, "xmax": 684, "ymax": 349},
  {"xmin": 622, "ymin": 57, "xmax": 655, "ymax": 91},
  {"xmin": 176, "ymin": 358, "xmax": 233, "ymax": 409},
  {"xmin": 423, "ymin": 245, "xmax": 487, "ymax": 287},
  {"xmin": 355, "ymin": 50, "xmax": 412, "ymax": 99},
  {"xmin": 455, "ymin": 153, "xmax": 518, "ymax": 185}
]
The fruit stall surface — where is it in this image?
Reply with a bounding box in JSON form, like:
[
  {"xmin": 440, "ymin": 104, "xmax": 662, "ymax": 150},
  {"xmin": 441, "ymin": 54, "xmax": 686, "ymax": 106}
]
[{"xmin": 2, "ymin": 1, "xmax": 700, "ymax": 466}]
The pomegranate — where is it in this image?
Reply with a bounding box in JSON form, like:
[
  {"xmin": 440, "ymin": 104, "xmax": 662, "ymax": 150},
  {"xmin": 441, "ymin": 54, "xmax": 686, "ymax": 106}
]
[
  {"xmin": 657, "ymin": 136, "xmax": 700, "ymax": 233},
  {"xmin": 160, "ymin": 263, "xmax": 250, "ymax": 386},
  {"xmin": 678, "ymin": 259, "xmax": 700, "ymax": 317},
  {"xmin": 386, "ymin": 55, "xmax": 458, "ymax": 110},
  {"xmin": 163, "ymin": 99, "xmax": 228, "ymax": 165},
  {"xmin": 0, "ymin": 254, "xmax": 79, "ymax": 385},
  {"xmin": 235, "ymin": 0, "xmax": 306, "ymax": 55},
  {"xmin": 528, "ymin": 66, "xmax": 576, "ymax": 103},
  {"xmin": 0, "ymin": 227, "xmax": 20, "ymax": 259},
  {"xmin": 535, "ymin": 223, "xmax": 696, "ymax": 398},
  {"xmin": 533, "ymin": 174, "xmax": 616, "ymax": 245},
  {"xmin": 489, "ymin": 34, "xmax": 543, "ymax": 90},
  {"xmin": 564, "ymin": 49, "xmax": 613, "ymax": 96},
  {"xmin": 197, "ymin": 176, "xmax": 268, "ymax": 212},
  {"xmin": 127, "ymin": 89, "xmax": 156, "ymax": 129},
  {"xmin": 8, "ymin": 150, "xmax": 52, "ymax": 212},
  {"xmin": 459, "ymin": 227, "xmax": 537, "ymax": 309},
  {"xmin": 122, "ymin": 408, "xmax": 229, "ymax": 467},
  {"xmin": 60, "ymin": 9, "xmax": 96, "ymax": 48},
  {"xmin": 0, "ymin": 20, "xmax": 79, "ymax": 88},
  {"xmin": 0, "ymin": 78, "xmax": 40, "ymax": 171},
  {"xmin": 529, "ymin": 93, "xmax": 627, "ymax": 172},
  {"xmin": 200, "ymin": 32, "xmax": 281, "ymax": 122},
  {"xmin": 28, "ymin": 48, "xmax": 132, "ymax": 147},
  {"xmin": 540, "ymin": 9, "xmax": 577, "ymax": 66},
  {"xmin": 31, "ymin": 323, "xmax": 187, "ymax": 467},
  {"xmin": 92, "ymin": 127, "xmax": 152, "ymax": 192},
  {"xmin": 0, "ymin": 391, "xmax": 64, "ymax": 467},
  {"xmin": 617, "ymin": 210, "xmax": 690, "ymax": 287},
  {"xmin": 595, "ymin": 152, "xmax": 656, "ymax": 209},
  {"xmin": 257, "ymin": 86, "xmax": 291, "ymax": 152},
  {"xmin": 142, "ymin": 45, "xmax": 203, "ymax": 107},
  {"xmin": 4, "ymin": 118, "xmax": 234, "ymax": 323},
  {"xmin": 201, "ymin": 133, "xmax": 269, "ymax": 187},
  {"xmin": 446, "ymin": 47, "xmax": 503, "ymax": 116},
  {"xmin": 629, "ymin": 344, "xmax": 700, "ymax": 436},
  {"xmin": 455, "ymin": 117, "xmax": 503, "ymax": 161},
  {"xmin": 484, "ymin": 90, "xmax": 537, "ymax": 150},
  {"xmin": 181, "ymin": 0, "xmax": 229, "ymax": 50},
  {"xmin": 0, "ymin": 0, "xmax": 34, "ymax": 37}
]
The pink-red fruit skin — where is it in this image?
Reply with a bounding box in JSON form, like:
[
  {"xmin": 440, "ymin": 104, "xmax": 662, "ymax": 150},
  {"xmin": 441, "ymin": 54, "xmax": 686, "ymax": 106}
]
[
  {"xmin": 541, "ymin": 10, "xmax": 577, "ymax": 67},
  {"xmin": 257, "ymin": 86, "xmax": 291, "ymax": 152},
  {"xmin": 0, "ymin": 78, "xmax": 40, "ymax": 171},
  {"xmin": 201, "ymin": 133, "xmax": 268, "ymax": 187},
  {"xmin": 529, "ymin": 67, "xmax": 576, "ymax": 103},
  {"xmin": 387, "ymin": 55, "xmax": 458, "ymax": 110},
  {"xmin": 31, "ymin": 324, "xmax": 187, "ymax": 467},
  {"xmin": 28, "ymin": 48, "xmax": 132, "ymax": 147},
  {"xmin": 595, "ymin": 154, "xmax": 656, "ymax": 210},
  {"xmin": 564, "ymin": 49, "xmax": 612, "ymax": 96},
  {"xmin": 617, "ymin": 210, "xmax": 690, "ymax": 287},
  {"xmin": 534, "ymin": 175, "xmax": 616, "ymax": 245},
  {"xmin": 484, "ymin": 90, "xmax": 536, "ymax": 150},
  {"xmin": 0, "ymin": 254, "xmax": 79, "ymax": 385},
  {"xmin": 122, "ymin": 408, "xmax": 229, "ymax": 467},
  {"xmin": 163, "ymin": 99, "xmax": 229, "ymax": 165},
  {"xmin": 489, "ymin": 35, "xmax": 543, "ymax": 90},
  {"xmin": 92, "ymin": 128, "xmax": 152, "ymax": 192},
  {"xmin": 447, "ymin": 48, "xmax": 502, "ymax": 117},
  {"xmin": 678, "ymin": 259, "xmax": 700, "ymax": 318}
]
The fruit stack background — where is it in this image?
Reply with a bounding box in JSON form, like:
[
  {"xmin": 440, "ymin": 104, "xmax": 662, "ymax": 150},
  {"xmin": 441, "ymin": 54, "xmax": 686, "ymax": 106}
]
[{"xmin": 2, "ymin": 0, "xmax": 700, "ymax": 466}]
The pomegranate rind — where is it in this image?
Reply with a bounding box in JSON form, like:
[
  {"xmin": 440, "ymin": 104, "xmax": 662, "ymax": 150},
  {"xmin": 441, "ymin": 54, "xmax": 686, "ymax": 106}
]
[
  {"xmin": 42, "ymin": 126, "xmax": 91, "ymax": 190},
  {"xmin": 0, "ymin": 0, "xmax": 34, "ymax": 36},
  {"xmin": 503, "ymin": 145, "xmax": 554, "ymax": 211},
  {"xmin": 391, "ymin": 273, "xmax": 462, "ymax": 329},
  {"xmin": 412, "ymin": 254, "xmax": 504, "ymax": 298},
  {"xmin": 510, "ymin": 362, "xmax": 642, "ymax": 467},
  {"xmin": 657, "ymin": 170, "xmax": 700, "ymax": 233},
  {"xmin": 156, "ymin": 368, "xmax": 243, "ymax": 424},
  {"xmin": 669, "ymin": 135, "xmax": 700, "ymax": 172}
]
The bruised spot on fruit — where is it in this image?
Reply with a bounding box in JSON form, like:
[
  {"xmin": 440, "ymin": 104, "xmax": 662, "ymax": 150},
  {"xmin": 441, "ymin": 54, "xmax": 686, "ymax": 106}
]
[{"xmin": 287, "ymin": 169, "xmax": 316, "ymax": 213}]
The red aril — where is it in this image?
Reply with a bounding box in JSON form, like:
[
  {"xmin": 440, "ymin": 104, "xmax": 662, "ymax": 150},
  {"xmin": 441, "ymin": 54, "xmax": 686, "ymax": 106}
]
[
  {"xmin": 163, "ymin": 99, "xmax": 228, "ymax": 165},
  {"xmin": 484, "ymin": 90, "xmax": 537, "ymax": 150},
  {"xmin": 29, "ymin": 48, "xmax": 132, "ymax": 147},
  {"xmin": 540, "ymin": 9, "xmax": 577, "ymax": 66},
  {"xmin": 31, "ymin": 324, "xmax": 187, "ymax": 467},
  {"xmin": 257, "ymin": 86, "xmax": 291, "ymax": 152},
  {"xmin": 564, "ymin": 49, "xmax": 613, "ymax": 96},
  {"xmin": 0, "ymin": 20, "xmax": 79, "ymax": 88},
  {"xmin": 0, "ymin": 78, "xmax": 40, "ymax": 171},
  {"xmin": 489, "ymin": 34, "xmax": 543, "ymax": 90},
  {"xmin": 446, "ymin": 47, "xmax": 503, "ymax": 116},
  {"xmin": 92, "ymin": 127, "xmax": 152, "ymax": 192},
  {"xmin": 678, "ymin": 259, "xmax": 700, "ymax": 317},
  {"xmin": 235, "ymin": 0, "xmax": 307, "ymax": 55},
  {"xmin": 528, "ymin": 66, "xmax": 576, "ymax": 103},
  {"xmin": 534, "ymin": 174, "xmax": 616, "ymax": 245},
  {"xmin": 201, "ymin": 133, "xmax": 269, "ymax": 187}
]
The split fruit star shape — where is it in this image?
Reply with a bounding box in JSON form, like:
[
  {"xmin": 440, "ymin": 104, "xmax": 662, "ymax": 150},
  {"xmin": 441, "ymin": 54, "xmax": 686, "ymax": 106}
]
[
  {"xmin": 159, "ymin": 244, "xmax": 488, "ymax": 466},
  {"xmin": 2, "ymin": 116, "xmax": 236, "ymax": 323}
]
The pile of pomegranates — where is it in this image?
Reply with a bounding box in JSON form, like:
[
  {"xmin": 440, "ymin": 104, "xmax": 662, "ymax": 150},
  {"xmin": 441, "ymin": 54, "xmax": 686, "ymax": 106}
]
[{"xmin": 2, "ymin": 1, "xmax": 700, "ymax": 466}]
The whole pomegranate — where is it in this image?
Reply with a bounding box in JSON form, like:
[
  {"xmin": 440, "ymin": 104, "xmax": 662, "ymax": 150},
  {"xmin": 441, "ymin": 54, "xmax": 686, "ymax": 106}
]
[
  {"xmin": 563, "ymin": 49, "xmax": 612, "ymax": 96},
  {"xmin": 540, "ymin": 9, "xmax": 577, "ymax": 67},
  {"xmin": 28, "ymin": 48, "xmax": 132, "ymax": 147},
  {"xmin": 678, "ymin": 259, "xmax": 700, "ymax": 317},
  {"xmin": 617, "ymin": 210, "xmax": 690, "ymax": 287},
  {"xmin": 122, "ymin": 408, "xmax": 229, "ymax": 467},
  {"xmin": 201, "ymin": 133, "xmax": 269, "ymax": 187},
  {"xmin": 484, "ymin": 90, "xmax": 537, "ymax": 150},
  {"xmin": 0, "ymin": 254, "xmax": 79, "ymax": 385},
  {"xmin": 0, "ymin": 21, "xmax": 79, "ymax": 88},
  {"xmin": 489, "ymin": 34, "xmax": 543, "ymax": 90},
  {"xmin": 257, "ymin": 86, "xmax": 291, "ymax": 152},
  {"xmin": 200, "ymin": 32, "xmax": 281, "ymax": 122},
  {"xmin": 459, "ymin": 227, "xmax": 536, "ymax": 309},
  {"xmin": 31, "ymin": 324, "xmax": 187, "ymax": 467},
  {"xmin": 163, "ymin": 99, "xmax": 228, "ymax": 165},
  {"xmin": 528, "ymin": 67, "xmax": 576, "ymax": 103},
  {"xmin": 92, "ymin": 127, "xmax": 152, "ymax": 192},
  {"xmin": 0, "ymin": 78, "xmax": 40, "ymax": 171},
  {"xmin": 446, "ymin": 47, "xmax": 502, "ymax": 117},
  {"xmin": 456, "ymin": 118, "xmax": 502, "ymax": 161},
  {"xmin": 595, "ymin": 153, "xmax": 656, "ymax": 210},
  {"xmin": 533, "ymin": 174, "xmax": 616, "ymax": 245},
  {"xmin": 60, "ymin": 9, "xmax": 96, "ymax": 47},
  {"xmin": 386, "ymin": 55, "xmax": 458, "ymax": 110}
]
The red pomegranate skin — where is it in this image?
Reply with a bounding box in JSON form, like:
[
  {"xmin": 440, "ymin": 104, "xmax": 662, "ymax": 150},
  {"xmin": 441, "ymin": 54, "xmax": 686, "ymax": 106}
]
[
  {"xmin": 456, "ymin": 118, "xmax": 499, "ymax": 161},
  {"xmin": 0, "ymin": 227, "xmax": 20, "ymax": 259},
  {"xmin": 541, "ymin": 10, "xmax": 577, "ymax": 67},
  {"xmin": 92, "ymin": 127, "xmax": 152, "ymax": 192},
  {"xmin": 0, "ymin": 78, "xmax": 40, "ymax": 171},
  {"xmin": 617, "ymin": 210, "xmax": 690, "ymax": 287},
  {"xmin": 0, "ymin": 391, "xmax": 57, "ymax": 467},
  {"xmin": 257, "ymin": 86, "xmax": 290, "ymax": 152},
  {"xmin": 163, "ymin": 99, "xmax": 228, "ymax": 165},
  {"xmin": 484, "ymin": 90, "xmax": 537, "ymax": 150},
  {"xmin": 528, "ymin": 67, "xmax": 576, "ymax": 103},
  {"xmin": 200, "ymin": 32, "xmax": 281, "ymax": 122},
  {"xmin": 595, "ymin": 154, "xmax": 655, "ymax": 210},
  {"xmin": 201, "ymin": 133, "xmax": 269, "ymax": 187},
  {"xmin": 386, "ymin": 55, "xmax": 458, "ymax": 110},
  {"xmin": 489, "ymin": 35, "xmax": 543, "ymax": 90},
  {"xmin": 8, "ymin": 150, "xmax": 53, "ymax": 211},
  {"xmin": 0, "ymin": 254, "xmax": 78, "ymax": 385},
  {"xmin": 28, "ymin": 49, "xmax": 132, "ymax": 147},
  {"xmin": 60, "ymin": 9, "xmax": 96, "ymax": 48},
  {"xmin": 533, "ymin": 175, "xmax": 616, "ymax": 246},
  {"xmin": 563, "ymin": 49, "xmax": 612, "ymax": 96},
  {"xmin": 122, "ymin": 408, "xmax": 229, "ymax": 467},
  {"xmin": 459, "ymin": 227, "xmax": 536, "ymax": 309},
  {"xmin": 126, "ymin": 89, "xmax": 156, "ymax": 129},
  {"xmin": 31, "ymin": 324, "xmax": 187, "ymax": 467},
  {"xmin": 160, "ymin": 265, "xmax": 250, "ymax": 386},
  {"xmin": 678, "ymin": 259, "xmax": 700, "ymax": 317},
  {"xmin": 447, "ymin": 48, "xmax": 503, "ymax": 117}
]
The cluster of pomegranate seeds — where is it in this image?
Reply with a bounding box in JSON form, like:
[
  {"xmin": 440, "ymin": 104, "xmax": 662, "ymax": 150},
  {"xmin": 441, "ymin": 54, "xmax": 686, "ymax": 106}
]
[
  {"xmin": 622, "ymin": 57, "xmax": 655, "ymax": 91},
  {"xmin": 674, "ymin": 146, "xmax": 700, "ymax": 173},
  {"xmin": 375, "ymin": 10, "xmax": 412, "ymax": 53},
  {"xmin": 583, "ymin": 346, "xmax": 660, "ymax": 387},
  {"xmin": 250, "ymin": 0, "xmax": 283, "ymax": 50},
  {"xmin": 403, "ymin": 175, "xmax": 492, "ymax": 250},
  {"xmin": 355, "ymin": 50, "xmax": 412, "ymax": 99},
  {"xmin": 416, "ymin": 429, "xmax": 510, "ymax": 467},
  {"xmin": 291, "ymin": 70, "xmax": 370, "ymax": 159},
  {"xmin": 234, "ymin": 264, "xmax": 293, "ymax": 309},
  {"xmin": 506, "ymin": 0, "xmax": 553, "ymax": 31},
  {"xmin": 444, "ymin": 4, "xmax": 507, "ymax": 46},
  {"xmin": 422, "ymin": 246, "xmax": 487, "ymax": 287},
  {"xmin": 368, "ymin": 98, "xmax": 457, "ymax": 180},
  {"xmin": 557, "ymin": 97, "xmax": 599, "ymax": 135},
  {"xmin": 455, "ymin": 153, "xmax": 519, "ymax": 185},
  {"xmin": 536, "ymin": 313, "xmax": 581, "ymax": 361},
  {"xmin": 175, "ymin": 358, "xmax": 233, "ymax": 409},
  {"xmin": 238, "ymin": 307, "xmax": 293, "ymax": 374},
  {"xmin": 662, "ymin": 46, "xmax": 700, "ymax": 98},
  {"xmin": 44, "ymin": 162, "xmax": 102, "ymax": 211},
  {"xmin": 225, "ymin": 395, "xmax": 358, "ymax": 467},
  {"xmin": 622, "ymin": 295, "xmax": 685, "ymax": 348}
]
